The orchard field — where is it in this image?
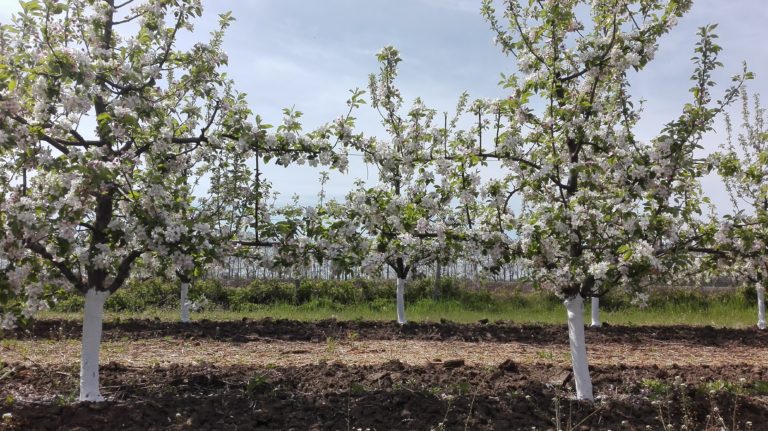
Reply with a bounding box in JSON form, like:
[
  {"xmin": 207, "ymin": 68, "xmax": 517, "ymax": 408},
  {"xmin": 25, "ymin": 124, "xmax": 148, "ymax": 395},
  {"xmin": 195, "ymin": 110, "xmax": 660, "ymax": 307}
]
[
  {"xmin": 2, "ymin": 0, "xmax": 768, "ymax": 429},
  {"xmin": 0, "ymin": 280, "xmax": 768, "ymax": 430},
  {"xmin": 4, "ymin": 283, "xmax": 768, "ymax": 430}
]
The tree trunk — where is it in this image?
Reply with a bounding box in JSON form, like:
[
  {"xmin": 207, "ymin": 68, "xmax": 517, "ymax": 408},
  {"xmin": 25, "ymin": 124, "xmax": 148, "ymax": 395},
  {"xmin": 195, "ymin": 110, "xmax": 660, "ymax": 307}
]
[
  {"xmin": 396, "ymin": 277, "xmax": 407, "ymax": 324},
  {"xmin": 590, "ymin": 296, "xmax": 601, "ymax": 328},
  {"xmin": 80, "ymin": 289, "xmax": 109, "ymax": 402},
  {"xmin": 565, "ymin": 294, "xmax": 593, "ymax": 401},
  {"xmin": 758, "ymin": 287, "xmax": 766, "ymax": 330},
  {"xmin": 294, "ymin": 278, "xmax": 301, "ymax": 304},
  {"xmin": 180, "ymin": 281, "xmax": 190, "ymax": 323},
  {"xmin": 433, "ymin": 262, "xmax": 442, "ymax": 300}
]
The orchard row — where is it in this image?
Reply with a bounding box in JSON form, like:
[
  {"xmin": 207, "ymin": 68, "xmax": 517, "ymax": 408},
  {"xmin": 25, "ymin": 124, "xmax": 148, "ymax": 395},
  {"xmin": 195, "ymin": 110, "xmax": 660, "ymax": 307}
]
[{"xmin": 0, "ymin": 0, "xmax": 765, "ymax": 402}]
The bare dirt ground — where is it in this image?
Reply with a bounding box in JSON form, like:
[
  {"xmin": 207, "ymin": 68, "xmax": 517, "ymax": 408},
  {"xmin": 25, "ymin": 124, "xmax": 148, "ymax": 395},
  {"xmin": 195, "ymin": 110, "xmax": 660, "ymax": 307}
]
[{"xmin": 3, "ymin": 319, "xmax": 768, "ymax": 430}]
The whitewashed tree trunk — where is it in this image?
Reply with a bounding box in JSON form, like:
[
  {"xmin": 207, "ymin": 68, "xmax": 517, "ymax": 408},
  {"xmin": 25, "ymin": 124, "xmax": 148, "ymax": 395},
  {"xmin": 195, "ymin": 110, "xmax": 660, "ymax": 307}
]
[
  {"xmin": 396, "ymin": 277, "xmax": 407, "ymax": 324},
  {"xmin": 180, "ymin": 282, "xmax": 190, "ymax": 323},
  {"xmin": 565, "ymin": 294, "xmax": 593, "ymax": 401},
  {"xmin": 80, "ymin": 289, "xmax": 109, "ymax": 402},
  {"xmin": 757, "ymin": 286, "xmax": 766, "ymax": 330},
  {"xmin": 590, "ymin": 296, "xmax": 601, "ymax": 328}
]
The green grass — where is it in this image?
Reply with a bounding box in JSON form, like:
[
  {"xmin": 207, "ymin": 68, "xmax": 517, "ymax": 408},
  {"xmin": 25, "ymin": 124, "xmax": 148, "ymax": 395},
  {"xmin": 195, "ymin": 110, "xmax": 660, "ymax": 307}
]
[{"xmin": 37, "ymin": 294, "xmax": 761, "ymax": 328}]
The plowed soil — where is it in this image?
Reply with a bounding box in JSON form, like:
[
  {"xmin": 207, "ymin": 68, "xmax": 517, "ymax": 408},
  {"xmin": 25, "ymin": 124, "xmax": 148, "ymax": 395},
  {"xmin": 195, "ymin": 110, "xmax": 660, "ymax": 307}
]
[
  {"xmin": 11, "ymin": 318, "xmax": 768, "ymax": 346},
  {"xmin": 2, "ymin": 319, "xmax": 768, "ymax": 430}
]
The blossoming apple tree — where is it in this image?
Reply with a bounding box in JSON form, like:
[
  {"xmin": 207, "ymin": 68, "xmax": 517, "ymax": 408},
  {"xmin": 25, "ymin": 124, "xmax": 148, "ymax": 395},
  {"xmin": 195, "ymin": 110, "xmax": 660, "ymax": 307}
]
[
  {"xmin": 152, "ymin": 168, "xmax": 220, "ymax": 323},
  {"xmin": 332, "ymin": 46, "xmax": 468, "ymax": 324},
  {"xmin": 479, "ymin": 0, "xmax": 748, "ymax": 400},
  {"xmin": 0, "ymin": 0, "xmax": 256, "ymax": 401}
]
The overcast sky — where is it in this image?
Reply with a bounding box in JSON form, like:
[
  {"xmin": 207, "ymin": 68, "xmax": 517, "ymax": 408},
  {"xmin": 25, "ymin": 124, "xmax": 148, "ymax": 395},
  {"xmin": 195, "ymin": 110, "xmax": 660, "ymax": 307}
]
[{"xmin": 1, "ymin": 0, "xmax": 767, "ymax": 212}]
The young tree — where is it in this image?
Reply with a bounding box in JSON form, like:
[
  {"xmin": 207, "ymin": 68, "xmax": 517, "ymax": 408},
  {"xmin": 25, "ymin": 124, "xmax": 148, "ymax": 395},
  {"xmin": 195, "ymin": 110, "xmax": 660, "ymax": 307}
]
[
  {"xmin": 335, "ymin": 47, "xmax": 468, "ymax": 324},
  {"xmin": 163, "ymin": 170, "xmax": 219, "ymax": 323},
  {"xmin": 710, "ymin": 88, "xmax": 768, "ymax": 329},
  {"xmin": 0, "ymin": 0, "xmax": 249, "ymax": 401},
  {"xmin": 480, "ymin": 0, "xmax": 747, "ymax": 400}
]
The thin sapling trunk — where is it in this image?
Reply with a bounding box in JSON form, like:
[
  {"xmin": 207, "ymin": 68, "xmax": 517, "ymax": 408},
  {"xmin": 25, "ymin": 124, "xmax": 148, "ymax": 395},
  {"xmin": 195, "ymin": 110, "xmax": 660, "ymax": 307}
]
[
  {"xmin": 396, "ymin": 277, "xmax": 407, "ymax": 324},
  {"xmin": 590, "ymin": 296, "xmax": 601, "ymax": 328},
  {"xmin": 180, "ymin": 281, "xmax": 190, "ymax": 323},
  {"xmin": 758, "ymin": 286, "xmax": 766, "ymax": 330}
]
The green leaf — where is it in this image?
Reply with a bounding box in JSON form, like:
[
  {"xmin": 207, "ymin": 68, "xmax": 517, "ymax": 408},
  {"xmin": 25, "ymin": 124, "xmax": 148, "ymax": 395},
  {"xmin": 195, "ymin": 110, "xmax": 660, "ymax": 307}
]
[
  {"xmin": 96, "ymin": 112, "xmax": 111, "ymax": 124},
  {"xmin": 50, "ymin": 2, "xmax": 67, "ymax": 14},
  {"xmin": 19, "ymin": 0, "xmax": 41, "ymax": 12}
]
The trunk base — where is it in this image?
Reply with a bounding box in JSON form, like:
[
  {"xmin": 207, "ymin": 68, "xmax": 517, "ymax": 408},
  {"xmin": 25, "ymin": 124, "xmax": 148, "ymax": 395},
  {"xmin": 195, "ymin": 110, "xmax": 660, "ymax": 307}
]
[
  {"xmin": 396, "ymin": 278, "xmax": 407, "ymax": 325},
  {"xmin": 590, "ymin": 296, "xmax": 601, "ymax": 328},
  {"xmin": 180, "ymin": 282, "xmax": 190, "ymax": 323},
  {"xmin": 80, "ymin": 289, "xmax": 109, "ymax": 402},
  {"xmin": 758, "ymin": 287, "xmax": 766, "ymax": 330},
  {"xmin": 565, "ymin": 294, "xmax": 593, "ymax": 401}
]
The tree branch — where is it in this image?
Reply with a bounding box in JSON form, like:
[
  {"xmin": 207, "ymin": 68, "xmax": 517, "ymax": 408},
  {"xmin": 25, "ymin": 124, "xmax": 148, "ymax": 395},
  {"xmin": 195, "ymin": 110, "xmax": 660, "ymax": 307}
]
[
  {"xmin": 108, "ymin": 249, "xmax": 143, "ymax": 293},
  {"xmin": 26, "ymin": 242, "xmax": 85, "ymax": 292}
]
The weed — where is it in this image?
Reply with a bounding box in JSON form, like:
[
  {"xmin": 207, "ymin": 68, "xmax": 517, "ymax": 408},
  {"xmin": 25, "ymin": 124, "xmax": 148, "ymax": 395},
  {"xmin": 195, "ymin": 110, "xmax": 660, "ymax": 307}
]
[
  {"xmin": 325, "ymin": 337, "xmax": 337, "ymax": 355},
  {"xmin": 245, "ymin": 374, "xmax": 270, "ymax": 397},
  {"xmin": 705, "ymin": 380, "xmax": 743, "ymax": 395},
  {"xmin": 53, "ymin": 392, "xmax": 77, "ymax": 406},
  {"xmin": 751, "ymin": 380, "xmax": 768, "ymax": 396},
  {"xmin": 536, "ymin": 350, "xmax": 555, "ymax": 361},
  {"xmin": 641, "ymin": 378, "xmax": 671, "ymax": 399},
  {"xmin": 452, "ymin": 381, "xmax": 471, "ymax": 396},
  {"xmin": 349, "ymin": 381, "xmax": 366, "ymax": 395}
]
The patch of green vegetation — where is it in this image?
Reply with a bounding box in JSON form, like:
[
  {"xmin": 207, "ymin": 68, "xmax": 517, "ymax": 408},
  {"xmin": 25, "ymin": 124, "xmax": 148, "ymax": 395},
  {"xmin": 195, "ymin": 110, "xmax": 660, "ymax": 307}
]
[
  {"xmin": 751, "ymin": 380, "xmax": 768, "ymax": 396},
  {"xmin": 451, "ymin": 381, "xmax": 471, "ymax": 396},
  {"xmin": 704, "ymin": 380, "xmax": 744, "ymax": 395},
  {"xmin": 641, "ymin": 378, "xmax": 671, "ymax": 398},
  {"xmin": 53, "ymin": 393, "xmax": 77, "ymax": 406},
  {"xmin": 348, "ymin": 382, "xmax": 366, "ymax": 395},
  {"xmin": 535, "ymin": 350, "xmax": 555, "ymax": 361},
  {"xmin": 35, "ymin": 279, "xmax": 763, "ymax": 328},
  {"xmin": 245, "ymin": 374, "xmax": 271, "ymax": 397},
  {"xmin": 325, "ymin": 337, "xmax": 337, "ymax": 355}
]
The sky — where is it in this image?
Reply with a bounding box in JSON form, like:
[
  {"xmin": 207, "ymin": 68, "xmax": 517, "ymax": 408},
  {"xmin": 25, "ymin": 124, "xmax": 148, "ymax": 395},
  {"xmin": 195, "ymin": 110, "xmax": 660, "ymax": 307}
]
[{"xmin": 1, "ymin": 0, "xmax": 767, "ymax": 213}]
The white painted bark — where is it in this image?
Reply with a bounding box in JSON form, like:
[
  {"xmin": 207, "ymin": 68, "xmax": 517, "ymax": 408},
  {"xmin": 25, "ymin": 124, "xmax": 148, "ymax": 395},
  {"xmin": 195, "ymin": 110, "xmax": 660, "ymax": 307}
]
[
  {"xmin": 565, "ymin": 294, "xmax": 593, "ymax": 401},
  {"xmin": 180, "ymin": 282, "xmax": 190, "ymax": 323},
  {"xmin": 590, "ymin": 296, "xmax": 601, "ymax": 328},
  {"xmin": 80, "ymin": 289, "xmax": 109, "ymax": 402},
  {"xmin": 396, "ymin": 277, "xmax": 407, "ymax": 325},
  {"xmin": 758, "ymin": 287, "xmax": 766, "ymax": 330}
]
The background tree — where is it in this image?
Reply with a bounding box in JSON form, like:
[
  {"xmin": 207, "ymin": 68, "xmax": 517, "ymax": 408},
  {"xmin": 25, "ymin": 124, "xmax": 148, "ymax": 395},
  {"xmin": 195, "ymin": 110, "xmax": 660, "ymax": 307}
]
[
  {"xmin": 709, "ymin": 87, "xmax": 768, "ymax": 329},
  {"xmin": 200, "ymin": 105, "xmax": 357, "ymax": 289}
]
